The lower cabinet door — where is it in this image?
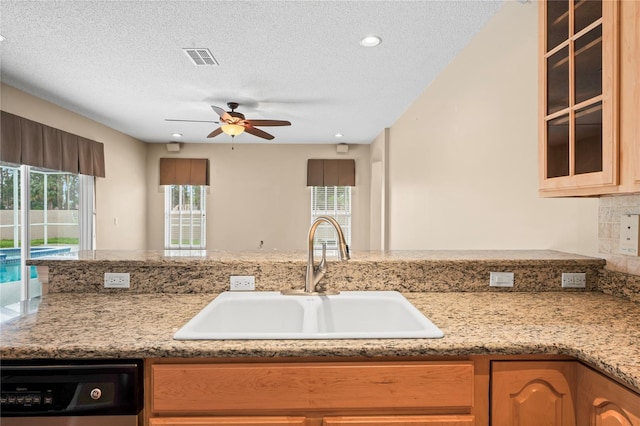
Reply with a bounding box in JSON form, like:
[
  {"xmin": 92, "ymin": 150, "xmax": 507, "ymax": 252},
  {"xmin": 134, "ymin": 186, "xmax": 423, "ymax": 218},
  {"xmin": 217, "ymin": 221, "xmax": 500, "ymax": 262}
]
[
  {"xmin": 149, "ymin": 417, "xmax": 308, "ymax": 426},
  {"xmin": 576, "ymin": 364, "xmax": 640, "ymax": 426},
  {"xmin": 322, "ymin": 415, "xmax": 475, "ymax": 426},
  {"xmin": 491, "ymin": 361, "xmax": 576, "ymax": 426}
]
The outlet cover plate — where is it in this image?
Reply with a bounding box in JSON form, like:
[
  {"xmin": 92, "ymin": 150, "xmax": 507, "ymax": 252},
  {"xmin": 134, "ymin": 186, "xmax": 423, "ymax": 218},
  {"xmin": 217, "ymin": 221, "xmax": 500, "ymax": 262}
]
[
  {"xmin": 104, "ymin": 272, "xmax": 130, "ymax": 289},
  {"xmin": 230, "ymin": 275, "xmax": 255, "ymax": 291},
  {"xmin": 489, "ymin": 272, "xmax": 514, "ymax": 287},
  {"xmin": 561, "ymin": 272, "xmax": 586, "ymax": 288},
  {"xmin": 620, "ymin": 214, "xmax": 640, "ymax": 256}
]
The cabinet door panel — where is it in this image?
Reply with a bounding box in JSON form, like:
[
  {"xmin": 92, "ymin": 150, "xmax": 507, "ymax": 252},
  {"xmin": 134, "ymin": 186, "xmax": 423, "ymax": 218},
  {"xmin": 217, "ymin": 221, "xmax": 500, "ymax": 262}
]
[
  {"xmin": 491, "ymin": 361, "xmax": 576, "ymax": 426},
  {"xmin": 620, "ymin": 0, "xmax": 640, "ymax": 192},
  {"xmin": 322, "ymin": 416, "xmax": 474, "ymax": 426},
  {"xmin": 149, "ymin": 417, "xmax": 307, "ymax": 426},
  {"xmin": 576, "ymin": 364, "xmax": 640, "ymax": 426},
  {"xmin": 151, "ymin": 362, "xmax": 474, "ymax": 414},
  {"xmin": 593, "ymin": 402, "xmax": 638, "ymax": 426}
]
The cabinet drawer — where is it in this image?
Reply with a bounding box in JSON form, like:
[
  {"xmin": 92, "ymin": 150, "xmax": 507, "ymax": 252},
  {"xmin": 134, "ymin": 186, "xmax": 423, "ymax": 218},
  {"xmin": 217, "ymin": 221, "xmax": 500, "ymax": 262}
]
[
  {"xmin": 151, "ymin": 361, "xmax": 474, "ymax": 414},
  {"xmin": 322, "ymin": 415, "xmax": 475, "ymax": 425},
  {"xmin": 149, "ymin": 417, "xmax": 307, "ymax": 426}
]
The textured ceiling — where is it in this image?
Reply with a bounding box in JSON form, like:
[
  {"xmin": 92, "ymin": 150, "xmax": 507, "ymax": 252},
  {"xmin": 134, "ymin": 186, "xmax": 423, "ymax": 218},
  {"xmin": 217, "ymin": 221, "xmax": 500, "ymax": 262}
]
[{"xmin": 0, "ymin": 0, "xmax": 503, "ymax": 145}]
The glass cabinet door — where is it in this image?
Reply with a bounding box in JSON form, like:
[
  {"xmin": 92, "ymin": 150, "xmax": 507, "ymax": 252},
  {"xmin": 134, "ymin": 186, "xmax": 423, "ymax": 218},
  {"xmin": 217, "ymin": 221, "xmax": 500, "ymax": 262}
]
[{"xmin": 540, "ymin": 0, "xmax": 618, "ymax": 193}]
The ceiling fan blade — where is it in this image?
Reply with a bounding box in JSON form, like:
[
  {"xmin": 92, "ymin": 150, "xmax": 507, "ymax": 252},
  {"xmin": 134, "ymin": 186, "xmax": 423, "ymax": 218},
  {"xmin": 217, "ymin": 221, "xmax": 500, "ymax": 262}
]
[
  {"xmin": 211, "ymin": 105, "xmax": 233, "ymax": 122},
  {"xmin": 246, "ymin": 119, "xmax": 291, "ymax": 127},
  {"xmin": 207, "ymin": 127, "xmax": 224, "ymax": 138},
  {"xmin": 244, "ymin": 125, "xmax": 275, "ymax": 140},
  {"xmin": 165, "ymin": 119, "xmax": 219, "ymax": 123}
]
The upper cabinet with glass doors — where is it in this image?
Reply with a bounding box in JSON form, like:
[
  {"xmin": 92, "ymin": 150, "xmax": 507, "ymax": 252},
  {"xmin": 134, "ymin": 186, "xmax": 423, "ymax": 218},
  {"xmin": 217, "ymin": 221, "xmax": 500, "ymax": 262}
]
[
  {"xmin": 539, "ymin": 0, "xmax": 640, "ymax": 197},
  {"xmin": 539, "ymin": 0, "xmax": 619, "ymax": 196}
]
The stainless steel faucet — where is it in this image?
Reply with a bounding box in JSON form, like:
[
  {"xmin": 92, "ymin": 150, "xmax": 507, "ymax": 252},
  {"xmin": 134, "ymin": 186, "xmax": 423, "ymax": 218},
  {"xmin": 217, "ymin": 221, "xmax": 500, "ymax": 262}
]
[{"xmin": 282, "ymin": 215, "xmax": 350, "ymax": 295}]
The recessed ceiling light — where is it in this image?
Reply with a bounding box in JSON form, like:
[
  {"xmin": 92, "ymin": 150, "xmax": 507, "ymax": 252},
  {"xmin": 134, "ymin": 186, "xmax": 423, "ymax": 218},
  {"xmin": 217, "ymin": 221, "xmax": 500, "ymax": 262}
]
[
  {"xmin": 335, "ymin": 133, "xmax": 344, "ymax": 138},
  {"xmin": 360, "ymin": 35, "xmax": 381, "ymax": 47},
  {"xmin": 0, "ymin": 35, "xmax": 5, "ymax": 42},
  {"xmin": 172, "ymin": 133, "xmax": 182, "ymax": 138}
]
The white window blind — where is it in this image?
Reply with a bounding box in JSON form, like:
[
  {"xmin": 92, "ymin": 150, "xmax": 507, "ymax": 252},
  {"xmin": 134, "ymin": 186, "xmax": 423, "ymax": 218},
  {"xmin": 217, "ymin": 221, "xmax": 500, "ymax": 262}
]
[
  {"xmin": 311, "ymin": 186, "xmax": 351, "ymax": 256},
  {"xmin": 164, "ymin": 185, "xmax": 206, "ymax": 249}
]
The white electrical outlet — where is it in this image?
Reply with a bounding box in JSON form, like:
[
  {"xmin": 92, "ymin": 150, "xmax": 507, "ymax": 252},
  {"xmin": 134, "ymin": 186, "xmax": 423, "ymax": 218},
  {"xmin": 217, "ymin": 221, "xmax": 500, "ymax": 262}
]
[
  {"xmin": 230, "ymin": 275, "xmax": 255, "ymax": 291},
  {"xmin": 620, "ymin": 214, "xmax": 640, "ymax": 256},
  {"xmin": 104, "ymin": 272, "xmax": 130, "ymax": 289},
  {"xmin": 489, "ymin": 272, "xmax": 514, "ymax": 287},
  {"xmin": 562, "ymin": 272, "xmax": 586, "ymax": 288}
]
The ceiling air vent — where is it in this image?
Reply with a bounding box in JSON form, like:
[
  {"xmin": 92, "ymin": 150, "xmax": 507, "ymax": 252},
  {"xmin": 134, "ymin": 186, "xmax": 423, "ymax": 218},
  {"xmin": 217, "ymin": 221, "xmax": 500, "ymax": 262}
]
[{"xmin": 183, "ymin": 48, "xmax": 219, "ymax": 66}]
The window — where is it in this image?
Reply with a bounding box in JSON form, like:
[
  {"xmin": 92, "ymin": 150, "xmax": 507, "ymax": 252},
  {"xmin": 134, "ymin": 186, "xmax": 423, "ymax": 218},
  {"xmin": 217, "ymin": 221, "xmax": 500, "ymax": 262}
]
[
  {"xmin": 164, "ymin": 185, "xmax": 206, "ymax": 249},
  {"xmin": 311, "ymin": 186, "xmax": 351, "ymax": 256}
]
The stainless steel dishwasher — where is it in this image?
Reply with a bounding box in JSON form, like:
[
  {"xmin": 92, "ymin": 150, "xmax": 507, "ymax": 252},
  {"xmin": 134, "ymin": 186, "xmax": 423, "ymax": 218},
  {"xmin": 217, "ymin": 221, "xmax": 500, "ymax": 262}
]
[{"xmin": 0, "ymin": 359, "xmax": 143, "ymax": 426}]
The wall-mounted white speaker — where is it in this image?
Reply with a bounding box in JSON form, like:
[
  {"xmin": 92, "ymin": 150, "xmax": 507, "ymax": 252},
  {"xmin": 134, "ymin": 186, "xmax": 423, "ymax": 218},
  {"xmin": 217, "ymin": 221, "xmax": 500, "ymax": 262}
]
[
  {"xmin": 166, "ymin": 142, "xmax": 181, "ymax": 152},
  {"xmin": 336, "ymin": 143, "xmax": 349, "ymax": 154}
]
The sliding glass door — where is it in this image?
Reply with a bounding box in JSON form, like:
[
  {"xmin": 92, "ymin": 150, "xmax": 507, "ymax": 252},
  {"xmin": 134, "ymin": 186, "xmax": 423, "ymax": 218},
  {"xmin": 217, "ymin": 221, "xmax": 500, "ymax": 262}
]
[{"xmin": 0, "ymin": 163, "xmax": 92, "ymax": 321}]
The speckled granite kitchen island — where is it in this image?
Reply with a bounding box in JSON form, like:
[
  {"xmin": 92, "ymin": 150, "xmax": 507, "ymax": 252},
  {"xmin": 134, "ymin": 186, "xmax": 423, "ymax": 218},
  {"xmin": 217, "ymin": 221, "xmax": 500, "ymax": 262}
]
[
  {"xmin": 2, "ymin": 250, "xmax": 638, "ymax": 397},
  {"xmin": 2, "ymin": 291, "xmax": 639, "ymax": 393}
]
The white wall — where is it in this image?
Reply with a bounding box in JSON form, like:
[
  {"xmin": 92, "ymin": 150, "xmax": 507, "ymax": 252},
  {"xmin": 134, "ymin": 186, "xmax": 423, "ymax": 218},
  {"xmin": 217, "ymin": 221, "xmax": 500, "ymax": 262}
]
[
  {"xmin": 0, "ymin": 84, "xmax": 148, "ymax": 250},
  {"xmin": 370, "ymin": 129, "xmax": 389, "ymax": 251},
  {"xmin": 145, "ymin": 143, "xmax": 371, "ymax": 251},
  {"xmin": 387, "ymin": 1, "xmax": 599, "ymax": 255}
]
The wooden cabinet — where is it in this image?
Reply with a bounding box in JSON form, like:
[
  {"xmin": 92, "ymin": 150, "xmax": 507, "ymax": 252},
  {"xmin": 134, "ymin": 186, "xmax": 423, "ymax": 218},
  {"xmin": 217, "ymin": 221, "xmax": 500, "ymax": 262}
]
[
  {"xmin": 149, "ymin": 417, "xmax": 307, "ymax": 426},
  {"xmin": 146, "ymin": 358, "xmax": 640, "ymax": 426},
  {"xmin": 576, "ymin": 364, "xmax": 640, "ymax": 426},
  {"xmin": 620, "ymin": 0, "xmax": 640, "ymax": 195},
  {"xmin": 149, "ymin": 416, "xmax": 474, "ymax": 426},
  {"xmin": 322, "ymin": 416, "xmax": 474, "ymax": 425},
  {"xmin": 491, "ymin": 361, "xmax": 640, "ymax": 426},
  {"xmin": 491, "ymin": 361, "xmax": 577, "ymax": 426},
  {"xmin": 147, "ymin": 360, "xmax": 480, "ymax": 426},
  {"xmin": 538, "ymin": 0, "xmax": 640, "ymax": 196}
]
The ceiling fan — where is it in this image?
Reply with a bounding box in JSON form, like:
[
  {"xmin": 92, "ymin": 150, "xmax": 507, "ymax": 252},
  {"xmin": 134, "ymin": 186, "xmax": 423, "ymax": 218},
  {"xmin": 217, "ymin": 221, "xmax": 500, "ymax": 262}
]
[{"xmin": 165, "ymin": 102, "xmax": 291, "ymax": 141}]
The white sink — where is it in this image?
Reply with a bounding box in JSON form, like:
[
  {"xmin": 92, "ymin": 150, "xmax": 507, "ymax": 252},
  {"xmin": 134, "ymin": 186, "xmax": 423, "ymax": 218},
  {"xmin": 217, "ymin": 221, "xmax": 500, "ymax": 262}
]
[{"xmin": 174, "ymin": 291, "xmax": 444, "ymax": 340}]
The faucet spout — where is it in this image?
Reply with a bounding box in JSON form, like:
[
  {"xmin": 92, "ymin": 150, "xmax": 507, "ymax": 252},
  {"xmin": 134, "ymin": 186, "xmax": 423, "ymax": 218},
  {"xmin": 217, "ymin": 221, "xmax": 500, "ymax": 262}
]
[
  {"xmin": 305, "ymin": 216, "xmax": 350, "ymax": 293},
  {"xmin": 281, "ymin": 215, "xmax": 350, "ymax": 296}
]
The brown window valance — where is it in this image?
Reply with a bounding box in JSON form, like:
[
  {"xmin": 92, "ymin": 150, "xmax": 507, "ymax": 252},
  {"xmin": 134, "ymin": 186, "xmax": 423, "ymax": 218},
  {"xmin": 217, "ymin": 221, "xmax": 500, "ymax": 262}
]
[
  {"xmin": 0, "ymin": 111, "xmax": 106, "ymax": 177},
  {"xmin": 160, "ymin": 158, "xmax": 209, "ymax": 186},
  {"xmin": 307, "ymin": 159, "xmax": 355, "ymax": 186}
]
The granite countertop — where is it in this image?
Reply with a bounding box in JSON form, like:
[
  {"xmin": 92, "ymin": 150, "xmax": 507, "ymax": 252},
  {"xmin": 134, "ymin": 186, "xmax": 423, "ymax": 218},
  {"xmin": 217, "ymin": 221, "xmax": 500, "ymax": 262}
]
[
  {"xmin": 1, "ymin": 291, "xmax": 639, "ymax": 393},
  {"xmin": 28, "ymin": 249, "xmax": 600, "ymax": 264},
  {"xmin": 28, "ymin": 249, "xmax": 609, "ymax": 295}
]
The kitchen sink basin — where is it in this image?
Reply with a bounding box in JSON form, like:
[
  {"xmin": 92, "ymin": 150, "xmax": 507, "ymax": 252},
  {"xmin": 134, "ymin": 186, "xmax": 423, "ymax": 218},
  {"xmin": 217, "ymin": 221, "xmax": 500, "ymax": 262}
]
[{"xmin": 174, "ymin": 291, "xmax": 444, "ymax": 340}]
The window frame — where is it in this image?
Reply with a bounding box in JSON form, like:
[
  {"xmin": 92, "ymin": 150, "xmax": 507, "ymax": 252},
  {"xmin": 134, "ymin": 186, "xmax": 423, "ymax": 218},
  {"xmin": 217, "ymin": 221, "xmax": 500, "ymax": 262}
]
[
  {"xmin": 164, "ymin": 184, "xmax": 207, "ymax": 250},
  {"xmin": 310, "ymin": 186, "xmax": 352, "ymax": 256}
]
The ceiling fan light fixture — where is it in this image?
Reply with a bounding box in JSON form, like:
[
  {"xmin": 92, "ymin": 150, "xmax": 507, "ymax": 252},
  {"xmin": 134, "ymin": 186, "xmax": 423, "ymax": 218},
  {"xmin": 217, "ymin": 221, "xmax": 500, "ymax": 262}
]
[
  {"xmin": 221, "ymin": 123, "xmax": 245, "ymax": 136},
  {"xmin": 360, "ymin": 35, "xmax": 381, "ymax": 47}
]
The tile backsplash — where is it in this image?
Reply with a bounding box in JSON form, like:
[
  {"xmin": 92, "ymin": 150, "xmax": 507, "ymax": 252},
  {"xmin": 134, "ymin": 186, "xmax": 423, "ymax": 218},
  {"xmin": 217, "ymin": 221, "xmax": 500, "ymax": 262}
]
[{"xmin": 599, "ymin": 194, "xmax": 640, "ymax": 275}]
